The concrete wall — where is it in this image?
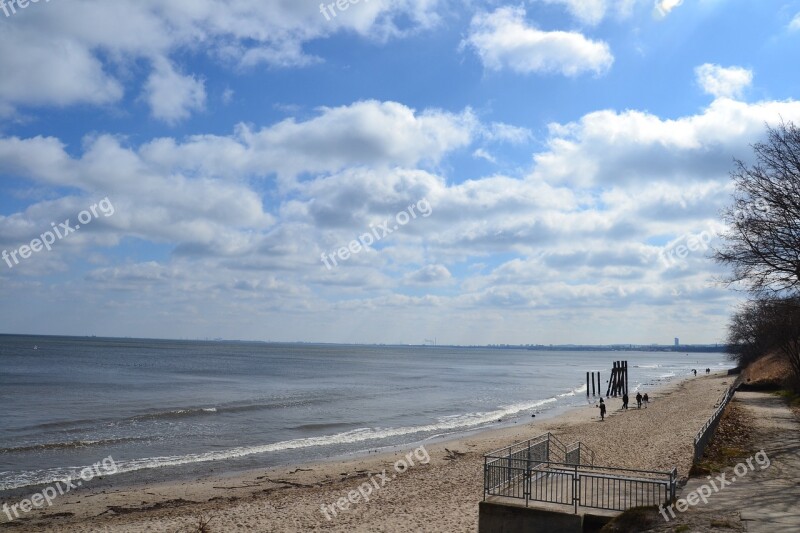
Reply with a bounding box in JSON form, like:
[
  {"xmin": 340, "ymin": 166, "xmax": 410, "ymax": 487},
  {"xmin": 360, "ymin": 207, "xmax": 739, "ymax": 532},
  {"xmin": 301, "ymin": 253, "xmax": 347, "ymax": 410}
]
[{"xmin": 478, "ymin": 501, "xmax": 583, "ymax": 533}]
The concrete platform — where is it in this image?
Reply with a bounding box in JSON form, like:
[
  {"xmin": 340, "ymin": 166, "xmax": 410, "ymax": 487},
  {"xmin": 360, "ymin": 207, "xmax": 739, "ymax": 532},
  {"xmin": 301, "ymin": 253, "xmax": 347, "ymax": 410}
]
[{"xmin": 479, "ymin": 498, "xmax": 619, "ymax": 533}]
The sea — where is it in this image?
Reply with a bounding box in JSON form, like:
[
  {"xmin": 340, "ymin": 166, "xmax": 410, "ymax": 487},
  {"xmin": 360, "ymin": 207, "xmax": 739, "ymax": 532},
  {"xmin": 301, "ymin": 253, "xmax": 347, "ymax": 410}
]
[{"xmin": 0, "ymin": 335, "xmax": 731, "ymax": 494}]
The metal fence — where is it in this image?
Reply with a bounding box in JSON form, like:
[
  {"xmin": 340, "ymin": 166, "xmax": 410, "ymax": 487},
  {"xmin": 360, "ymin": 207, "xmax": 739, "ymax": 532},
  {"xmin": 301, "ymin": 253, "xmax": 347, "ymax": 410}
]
[
  {"xmin": 693, "ymin": 380, "xmax": 739, "ymax": 461},
  {"xmin": 484, "ymin": 435, "xmax": 676, "ymax": 513},
  {"xmin": 566, "ymin": 441, "xmax": 594, "ymax": 467}
]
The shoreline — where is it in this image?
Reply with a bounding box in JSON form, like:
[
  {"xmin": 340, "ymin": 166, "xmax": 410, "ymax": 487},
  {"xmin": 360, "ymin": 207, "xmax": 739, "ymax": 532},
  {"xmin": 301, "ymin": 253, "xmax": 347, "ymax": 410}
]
[
  {"xmin": 0, "ymin": 364, "xmax": 701, "ymax": 498},
  {"xmin": 2, "ymin": 371, "xmax": 734, "ymax": 531}
]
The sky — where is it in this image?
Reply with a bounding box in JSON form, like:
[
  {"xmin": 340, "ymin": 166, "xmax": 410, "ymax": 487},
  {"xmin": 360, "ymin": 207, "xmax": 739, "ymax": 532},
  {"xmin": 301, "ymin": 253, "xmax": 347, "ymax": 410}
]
[{"xmin": 1, "ymin": 0, "xmax": 800, "ymax": 345}]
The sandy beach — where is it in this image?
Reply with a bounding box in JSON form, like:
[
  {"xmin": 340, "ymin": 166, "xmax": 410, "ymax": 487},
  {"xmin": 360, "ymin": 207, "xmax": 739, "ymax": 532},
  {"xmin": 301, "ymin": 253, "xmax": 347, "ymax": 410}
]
[{"xmin": 1, "ymin": 372, "xmax": 735, "ymax": 532}]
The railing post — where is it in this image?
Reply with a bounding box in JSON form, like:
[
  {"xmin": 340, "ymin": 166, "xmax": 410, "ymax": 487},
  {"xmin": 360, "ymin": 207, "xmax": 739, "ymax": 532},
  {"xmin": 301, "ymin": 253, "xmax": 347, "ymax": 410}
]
[
  {"xmin": 506, "ymin": 451, "xmax": 511, "ymax": 492},
  {"xmin": 483, "ymin": 456, "xmax": 487, "ymax": 501},
  {"xmin": 545, "ymin": 435, "xmax": 550, "ymax": 462},
  {"xmin": 524, "ymin": 454, "xmax": 531, "ymax": 506},
  {"xmin": 573, "ymin": 465, "xmax": 579, "ymax": 514},
  {"xmin": 671, "ymin": 468, "xmax": 677, "ymax": 502}
]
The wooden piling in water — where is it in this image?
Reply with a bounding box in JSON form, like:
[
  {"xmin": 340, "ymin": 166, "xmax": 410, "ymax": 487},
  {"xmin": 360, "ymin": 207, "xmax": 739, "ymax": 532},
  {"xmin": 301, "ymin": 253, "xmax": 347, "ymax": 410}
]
[
  {"xmin": 604, "ymin": 361, "xmax": 628, "ymax": 397},
  {"xmin": 623, "ymin": 361, "xmax": 628, "ymax": 395}
]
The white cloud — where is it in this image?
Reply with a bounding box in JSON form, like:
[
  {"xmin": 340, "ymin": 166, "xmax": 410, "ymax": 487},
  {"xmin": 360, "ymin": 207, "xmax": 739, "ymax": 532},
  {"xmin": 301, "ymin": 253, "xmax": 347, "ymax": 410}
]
[
  {"xmin": 139, "ymin": 100, "xmax": 478, "ymax": 183},
  {"xmin": 789, "ymin": 13, "xmax": 800, "ymax": 31},
  {"xmin": 0, "ymin": 99, "xmax": 478, "ymax": 264},
  {"xmin": 484, "ymin": 122, "xmax": 534, "ymax": 144},
  {"xmin": 542, "ymin": 0, "xmax": 608, "ymax": 25},
  {"xmin": 654, "ymin": 0, "xmax": 683, "ymax": 18},
  {"xmin": 0, "ymin": 0, "xmax": 443, "ymax": 118},
  {"xmin": 462, "ymin": 7, "xmax": 614, "ymax": 77},
  {"xmin": 695, "ymin": 63, "xmax": 753, "ymax": 99},
  {"xmin": 0, "ymin": 133, "xmax": 274, "ymax": 257},
  {"xmin": 6, "ymin": 95, "xmax": 800, "ymax": 343},
  {"xmin": 221, "ymin": 88, "xmax": 235, "ymax": 105},
  {"xmin": 0, "ymin": 30, "xmax": 123, "ymax": 109},
  {"xmin": 144, "ymin": 60, "xmax": 207, "ymax": 124},
  {"xmin": 404, "ymin": 264, "xmax": 452, "ymax": 284},
  {"xmin": 472, "ymin": 148, "xmax": 497, "ymax": 163},
  {"xmin": 540, "ymin": 0, "xmax": 638, "ymax": 26},
  {"xmin": 532, "ymin": 98, "xmax": 800, "ymax": 188}
]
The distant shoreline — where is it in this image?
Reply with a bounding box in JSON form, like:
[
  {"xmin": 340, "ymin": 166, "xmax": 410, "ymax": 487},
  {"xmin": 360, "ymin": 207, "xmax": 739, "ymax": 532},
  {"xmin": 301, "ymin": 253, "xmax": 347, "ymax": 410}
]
[{"xmin": 0, "ymin": 332, "xmax": 729, "ymax": 352}]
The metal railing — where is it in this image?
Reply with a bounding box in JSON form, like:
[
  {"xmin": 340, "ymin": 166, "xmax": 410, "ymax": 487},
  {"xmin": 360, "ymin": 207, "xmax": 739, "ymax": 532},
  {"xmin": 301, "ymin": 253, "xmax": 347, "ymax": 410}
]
[
  {"xmin": 484, "ymin": 434, "xmax": 675, "ymax": 513},
  {"xmin": 483, "ymin": 433, "xmax": 557, "ymax": 496},
  {"xmin": 566, "ymin": 441, "xmax": 595, "ymax": 467},
  {"xmin": 693, "ymin": 377, "xmax": 742, "ymax": 461}
]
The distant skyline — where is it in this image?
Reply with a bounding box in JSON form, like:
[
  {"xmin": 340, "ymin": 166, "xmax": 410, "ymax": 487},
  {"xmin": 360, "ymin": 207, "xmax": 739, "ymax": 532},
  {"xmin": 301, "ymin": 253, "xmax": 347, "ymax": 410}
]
[
  {"xmin": 2, "ymin": 1, "xmax": 800, "ymax": 344},
  {"xmin": 0, "ymin": 332, "xmax": 725, "ymax": 350}
]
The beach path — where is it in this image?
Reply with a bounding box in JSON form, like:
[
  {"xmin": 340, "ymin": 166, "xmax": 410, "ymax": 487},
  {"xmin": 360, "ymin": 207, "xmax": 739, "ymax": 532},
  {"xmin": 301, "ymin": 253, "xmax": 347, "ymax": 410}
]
[{"xmin": 669, "ymin": 391, "xmax": 800, "ymax": 532}]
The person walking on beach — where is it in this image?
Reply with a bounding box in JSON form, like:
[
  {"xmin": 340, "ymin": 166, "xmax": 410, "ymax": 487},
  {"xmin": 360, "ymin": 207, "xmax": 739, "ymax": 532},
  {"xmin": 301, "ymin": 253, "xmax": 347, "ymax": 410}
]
[
  {"xmin": 598, "ymin": 398, "xmax": 606, "ymax": 421},
  {"xmin": 636, "ymin": 392, "xmax": 642, "ymax": 409},
  {"xmin": 643, "ymin": 393, "xmax": 649, "ymax": 407},
  {"xmin": 622, "ymin": 393, "xmax": 629, "ymax": 410}
]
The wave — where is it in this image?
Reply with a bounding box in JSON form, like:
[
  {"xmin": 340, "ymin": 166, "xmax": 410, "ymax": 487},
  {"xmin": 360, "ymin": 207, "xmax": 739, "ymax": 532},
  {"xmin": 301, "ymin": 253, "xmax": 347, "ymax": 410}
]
[
  {"xmin": 124, "ymin": 396, "xmax": 335, "ymax": 423},
  {"xmin": 292, "ymin": 422, "xmax": 364, "ymax": 432},
  {"xmin": 12, "ymin": 395, "xmax": 341, "ymax": 435},
  {"xmin": 23, "ymin": 419, "xmax": 100, "ymax": 431},
  {"xmin": 558, "ymin": 384, "xmax": 587, "ymax": 397},
  {"xmin": 0, "ymin": 436, "xmax": 150, "ymax": 454},
  {"xmin": 126, "ymin": 408, "xmax": 218, "ymax": 422},
  {"xmin": 1, "ymin": 396, "xmax": 560, "ymax": 491}
]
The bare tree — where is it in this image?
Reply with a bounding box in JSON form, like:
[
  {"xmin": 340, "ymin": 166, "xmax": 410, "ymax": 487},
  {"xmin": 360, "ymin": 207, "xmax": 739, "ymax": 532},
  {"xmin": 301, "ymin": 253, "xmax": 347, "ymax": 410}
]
[
  {"xmin": 715, "ymin": 122, "xmax": 800, "ymax": 297},
  {"xmin": 726, "ymin": 300, "xmax": 772, "ymax": 369},
  {"xmin": 727, "ymin": 297, "xmax": 800, "ymax": 387}
]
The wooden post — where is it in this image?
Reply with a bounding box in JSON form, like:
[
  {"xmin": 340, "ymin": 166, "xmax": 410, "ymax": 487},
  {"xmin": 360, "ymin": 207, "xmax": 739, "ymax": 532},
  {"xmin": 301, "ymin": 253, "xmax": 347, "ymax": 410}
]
[
  {"xmin": 623, "ymin": 361, "xmax": 628, "ymax": 395},
  {"xmin": 609, "ymin": 363, "xmax": 614, "ymax": 397},
  {"xmin": 607, "ymin": 362, "xmax": 617, "ymax": 397},
  {"xmin": 587, "ymin": 372, "xmax": 590, "ymax": 397}
]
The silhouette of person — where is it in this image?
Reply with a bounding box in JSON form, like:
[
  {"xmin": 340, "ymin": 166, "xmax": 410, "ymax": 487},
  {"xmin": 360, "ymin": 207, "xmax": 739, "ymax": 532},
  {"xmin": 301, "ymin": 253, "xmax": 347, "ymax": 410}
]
[
  {"xmin": 599, "ymin": 398, "xmax": 606, "ymax": 421},
  {"xmin": 622, "ymin": 393, "xmax": 629, "ymax": 410},
  {"xmin": 643, "ymin": 393, "xmax": 649, "ymax": 407},
  {"xmin": 636, "ymin": 392, "xmax": 643, "ymax": 408}
]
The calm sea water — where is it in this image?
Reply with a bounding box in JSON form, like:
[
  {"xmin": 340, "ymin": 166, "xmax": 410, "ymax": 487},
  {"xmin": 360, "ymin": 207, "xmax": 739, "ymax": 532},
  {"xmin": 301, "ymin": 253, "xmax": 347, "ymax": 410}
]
[{"xmin": 0, "ymin": 335, "xmax": 730, "ymax": 492}]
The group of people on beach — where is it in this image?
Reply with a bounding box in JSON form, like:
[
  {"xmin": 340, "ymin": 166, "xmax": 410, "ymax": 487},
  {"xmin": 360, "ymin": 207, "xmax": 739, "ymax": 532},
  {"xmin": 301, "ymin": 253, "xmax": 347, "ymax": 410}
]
[
  {"xmin": 597, "ymin": 391, "xmax": 648, "ymax": 420},
  {"xmin": 595, "ymin": 365, "xmax": 712, "ymax": 421},
  {"xmin": 621, "ymin": 391, "xmax": 649, "ymax": 409}
]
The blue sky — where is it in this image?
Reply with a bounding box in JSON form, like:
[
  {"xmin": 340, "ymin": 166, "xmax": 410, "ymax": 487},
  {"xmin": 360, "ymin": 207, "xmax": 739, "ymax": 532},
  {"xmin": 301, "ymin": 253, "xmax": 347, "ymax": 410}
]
[{"xmin": 1, "ymin": 0, "xmax": 799, "ymax": 344}]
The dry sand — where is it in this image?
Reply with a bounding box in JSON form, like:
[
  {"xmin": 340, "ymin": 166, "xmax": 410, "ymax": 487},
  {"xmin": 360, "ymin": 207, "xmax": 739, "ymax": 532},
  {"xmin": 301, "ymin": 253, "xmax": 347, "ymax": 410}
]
[{"xmin": 1, "ymin": 373, "xmax": 735, "ymax": 532}]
